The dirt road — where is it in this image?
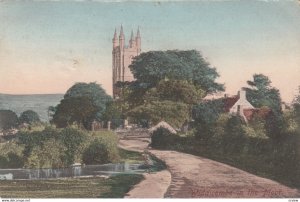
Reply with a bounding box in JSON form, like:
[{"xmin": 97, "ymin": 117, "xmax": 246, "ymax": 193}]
[{"xmin": 119, "ymin": 131, "xmax": 300, "ymax": 198}]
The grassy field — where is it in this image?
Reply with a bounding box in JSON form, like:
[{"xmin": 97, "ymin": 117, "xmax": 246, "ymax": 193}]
[
  {"xmin": 119, "ymin": 148, "xmax": 144, "ymax": 164},
  {"xmin": 0, "ymin": 174, "xmax": 144, "ymax": 198}
]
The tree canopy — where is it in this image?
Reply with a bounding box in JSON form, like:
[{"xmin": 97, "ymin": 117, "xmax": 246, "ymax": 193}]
[
  {"xmin": 51, "ymin": 82, "xmax": 112, "ymax": 129},
  {"xmin": 144, "ymin": 80, "xmax": 205, "ymax": 105},
  {"xmin": 64, "ymin": 82, "xmax": 112, "ymax": 119},
  {"xmin": 0, "ymin": 110, "xmax": 19, "ymax": 130},
  {"xmin": 121, "ymin": 50, "xmax": 223, "ymax": 127},
  {"xmin": 19, "ymin": 110, "xmax": 40, "ymax": 124},
  {"xmin": 129, "ymin": 50, "xmax": 224, "ymax": 94},
  {"xmin": 127, "ymin": 100, "xmax": 189, "ymax": 128},
  {"xmin": 245, "ymin": 74, "xmax": 282, "ymax": 113}
]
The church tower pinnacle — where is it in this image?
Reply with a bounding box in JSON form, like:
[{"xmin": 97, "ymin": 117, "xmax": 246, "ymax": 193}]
[
  {"xmin": 119, "ymin": 25, "xmax": 125, "ymax": 49},
  {"xmin": 136, "ymin": 27, "xmax": 141, "ymax": 55},
  {"xmin": 113, "ymin": 28, "xmax": 118, "ymax": 48},
  {"xmin": 129, "ymin": 30, "xmax": 135, "ymax": 48},
  {"xmin": 112, "ymin": 26, "xmax": 142, "ymax": 99}
]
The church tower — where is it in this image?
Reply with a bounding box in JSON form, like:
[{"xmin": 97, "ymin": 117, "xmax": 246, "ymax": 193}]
[{"xmin": 112, "ymin": 26, "xmax": 141, "ymax": 99}]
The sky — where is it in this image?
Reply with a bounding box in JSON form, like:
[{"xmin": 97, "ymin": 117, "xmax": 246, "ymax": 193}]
[{"xmin": 0, "ymin": 0, "xmax": 300, "ymax": 102}]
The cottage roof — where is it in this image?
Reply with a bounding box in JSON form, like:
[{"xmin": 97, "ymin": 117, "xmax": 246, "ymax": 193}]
[
  {"xmin": 224, "ymin": 95, "xmax": 239, "ymax": 112},
  {"xmin": 243, "ymin": 107, "xmax": 272, "ymax": 121},
  {"xmin": 148, "ymin": 121, "xmax": 177, "ymax": 134}
]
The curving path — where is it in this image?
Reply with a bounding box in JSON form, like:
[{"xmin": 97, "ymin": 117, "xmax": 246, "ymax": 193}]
[{"xmin": 118, "ymin": 131, "xmax": 300, "ymax": 198}]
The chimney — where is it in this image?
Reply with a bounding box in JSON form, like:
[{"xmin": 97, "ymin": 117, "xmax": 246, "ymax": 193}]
[{"xmin": 239, "ymin": 89, "xmax": 247, "ymax": 101}]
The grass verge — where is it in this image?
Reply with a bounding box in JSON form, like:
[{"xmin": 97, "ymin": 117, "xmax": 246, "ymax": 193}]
[
  {"xmin": 0, "ymin": 174, "xmax": 144, "ymax": 198},
  {"xmin": 118, "ymin": 148, "xmax": 144, "ymax": 164}
]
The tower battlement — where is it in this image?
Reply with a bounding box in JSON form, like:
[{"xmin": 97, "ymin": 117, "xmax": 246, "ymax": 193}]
[{"xmin": 112, "ymin": 26, "xmax": 141, "ymax": 99}]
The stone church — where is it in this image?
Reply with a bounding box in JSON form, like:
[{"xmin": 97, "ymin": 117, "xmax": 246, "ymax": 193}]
[{"xmin": 112, "ymin": 26, "xmax": 141, "ymax": 98}]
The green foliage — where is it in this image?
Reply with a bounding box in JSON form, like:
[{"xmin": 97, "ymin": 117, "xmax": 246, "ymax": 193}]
[
  {"xmin": 9, "ymin": 127, "xmax": 119, "ymax": 169},
  {"xmin": 0, "ymin": 141, "xmax": 24, "ymax": 168},
  {"xmin": 52, "ymin": 96, "xmax": 98, "ymax": 129},
  {"xmin": 222, "ymin": 115, "xmax": 248, "ymax": 153},
  {"xmin": 118, "ymin": 149, "xmax": 144, "ymax": 164},
  {"xmin": 247, "ymin": 116, "xmax": 268, "ymax": 139},
  {"xmin": 245, "ymin": 74, "xmax": 282, "ymax": 114},
  {"xmin": 126, "ymin": 80, "xmax": 203, "ymax": 128},
  {"xmin": 127, "ymin": 100, "xmax": 189, "ymax": 128},
  {"xmin": 193, "ymin": 99, "xmax": 225, "ymax": 125},
  {"xmin": 52, "ymin": 82, "xmax": 112, "ymax": 130},
  {"xmin": 100, "ymin": 174, "xmax": 144, "ymax": 198},
  {"xmin": 0, "ymin": 110, "xmax": 19, "ymax": 130},
  {"xmin": 145, "ymin": 80, "xmax": 205, "ymax": 104},
  {"xmin": 19, "ymin": 110, "xmax": 41, "ymax": 124},
  {"xmin": 282, "ymin": 110, "xmax": 298, "ymax": 134},
  {"xmin": 122, "ymin": 50, "xmax": 220, "ymax": 127},
  {"xmin": 129, "ymin": 50, "xmax": 224, "ymax": 94},
  {"xmin": 0, "ymin": 175, "xmax": 144, "ymax": 198},
  {"xmin": 64, "ymin": 82, "xmax": 112, "ymax": 117},
  {"xmin": 82, "ymin": 131, "xmax": 120, "ymax": 164},
  {"xmin": 150, "ymin": 127, "xmax": 179, "ymax": 149},
  {"xmin": 265, "ymin": 111, "xmax": 286, "ymax": 139},
  {"xmin": 0, "ymin": 153, "xmax": 24, "ymax": 169},
  {"xmin": 82, "ymin": 140, "xmax": 110, "ymax": 164},
  {"xmin": 293, "ymin": 87, "xmax": 300, "ymax": 134},
  {"xmin": 18, "ymin": 126, "xmax": 58, "ymax": 158},
  {"xmin": 25, "ymin": 139, "xmax": 67, "ymax": 168},
  {"xmin": 57, "ymin": 127, "xmax": 87, "ymax": 165},
  {"xmin": 102, "ymin": 100, "xmax": 123, "ymax": 129},
  {"xmin": 192, "ymin": 99, "xmax": 225, "ymax": 139}
]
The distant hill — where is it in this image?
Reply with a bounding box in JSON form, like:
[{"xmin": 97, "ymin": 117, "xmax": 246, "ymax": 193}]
[{"xmin": 0, "ymin": 94, "xmax": 63, "ymax": 122}]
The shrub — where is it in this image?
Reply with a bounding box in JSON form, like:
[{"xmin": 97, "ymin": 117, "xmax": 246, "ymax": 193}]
[
  {"xmin": 209, "ymin": 114, "xmax": 231, "ymax": 147},
  {"xmin": 82, "ymin": 131, "xmax": 119, "ymax": 164},
  {"xmin": 265, "ymin": 111, "xmax": 285, "ymax": 139},
  {"xmin": 0, "ymin": 140, "xmax": 24, "ymax": 168},
  {"xmin": 82, "ymin": 140, "xmax": 110, "ymax": 164},
  {"xmin": 193, "ymin": 99, "xmax": 225, "ymax": 140},
  {"xmin": 223, "ymin": 115, "xmax": 247, "ymax": 153},
  {"xmin": 25, "ymin": 139, "xmax": 67, "ymax": 168},
  {"xmin": 248, "ymin": 115, "xmax": 268, "ymax": 139},
  {"xmin": 0, "ymin": 110, "xmax": 19, "ymax": 130},
  {"xmin": 0, "ymin": 156, "xmax": 8, "ymax": 168},
  {"xmin": 19, "ymin": 110, "xmax": 41, "ymax": 124},
  {"xmin": 18, "ymin": 126, "xmax": 58, "ymax": 158},
  {"xmin": 58, "ymin": 127, "xmax": 87, "ymax": 165},
  {"xmin": 150, "ymin": 127, "xmax": 179, "ymax": 149},
  {"xmin": 17, "ymin": 127, "xmax": 119, "ymax": 168}
]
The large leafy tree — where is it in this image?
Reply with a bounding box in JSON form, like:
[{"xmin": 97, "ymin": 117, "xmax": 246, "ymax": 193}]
[
  {"xmin": 52, "ymin": 97, "xmax": 98, "ymax": 129},
  {"xmin": 129, "ymin": 50, "xmax": 224, "ymax": 95},
  {"xmin": 64, "ymin": 82, "xmax": 112, "ymax": 119},
  {"xmin": 19, "ymin": 110, "xmax": 41, "ymax": 124},
  {"xmin": 123, "ymin": 50, "xmax": 223, "ymax": 127},
  {"xmin": 245, "ymin": 74, "xmax": 286, "ymax": 139},
  {"xmin": 126, "ymin": 80, "xmax": 205, "ymax": 128},
  {"xmin": 0, "ymin": 110, "xmax": 19, "ymax": 130},
  {"xmin": 51, "ymin": 82, "xmax": 111, "ymax": 129},
  {"xmin": 245, "ymin": 74, "xmax": 282, "ymax": 114}
]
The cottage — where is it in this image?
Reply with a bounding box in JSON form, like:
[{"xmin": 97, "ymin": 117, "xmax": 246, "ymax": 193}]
[
  {"xmin": 148, "ymin": 121, "xmax": 177, "ymax": 134},
  {"xmin": 224, "ymin": 89, "xmax": 272, "ymax": 122}
]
